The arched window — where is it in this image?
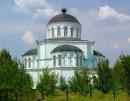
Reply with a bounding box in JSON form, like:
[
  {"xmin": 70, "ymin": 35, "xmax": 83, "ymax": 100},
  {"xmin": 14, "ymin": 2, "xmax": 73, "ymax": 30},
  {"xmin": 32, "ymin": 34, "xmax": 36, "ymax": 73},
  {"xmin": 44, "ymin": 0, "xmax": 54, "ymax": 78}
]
[
  {"xmin": 28, "ymin": 58, "xmax": 31, "ymax": 68},
  {"xmin": 24, "ymin": 58, "xmax": 27, "ymax": 67},
  {"xmin": 80, "ymin": 56, "xmax": 82, "ymax": 66},
  {"xmin": 69, "ymin": 57, "xmax": 72, "ymax": 66},
  {"xmin": 58, "ymin": 55, "xmax": 62, "ymax": 66},
  {"xmin": 57, "ymin": 27, "xmax": 61, "ymax": 36},
  {"xmin": 70, "ymin": 27, "xmax": 74, "ymax": 37},
  {"xmin": 76, "ymin": 55, "xmax": 79, "ymax": 66},
  {"xmin": 53, "ymin": 55, "xmax": 56, "ymax": 66},
  {"xmin": 48, "ymin": 28, "xmax": 51, "ymax": 37},
  {"xmin": 64, "ymin": 27, "xmax": 67, "ymax": 36},
  {"xmin": 76, "ymin": 28, "xmax": 78, "ymax": 37},
  {"xmin": 52, "ymin": 28, "xmax": 54, "ymax": 37}
]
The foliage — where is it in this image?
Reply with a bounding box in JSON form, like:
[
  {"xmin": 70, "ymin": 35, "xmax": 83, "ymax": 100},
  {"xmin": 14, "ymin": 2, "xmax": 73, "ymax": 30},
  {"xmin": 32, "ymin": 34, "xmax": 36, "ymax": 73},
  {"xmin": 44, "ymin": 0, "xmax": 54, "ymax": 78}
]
[
  {"xmin": 14, "ymin": 61, "xmax": 33, "ymax": 94},
  {"xmin": 69, "ymin": 68, "xmax": 90, "ymax": 95},
  {"xmin": 96, "ymin": 59, "xmax": 112, "ymax": 94},
  {"xmin": 59, "ymin": 75, "xmax": 67, "ymax": 91},
  {"xmin": 37, "ymin": 68, "xmax": 58, "ymax": 99},
  {"xmin": 120, "ymin": 55, "xmax": 130, "ymax": 96},
  {"xmin": 112, "ymin": 59, "xmax": 126, "ymax": 88},
  {"xmin": 0, "ymin": 49, "xmax": 16, "ymax": 90},
  {"xmin": 0, "ymin": 49, "xmax": 33, "ymax": 101}
]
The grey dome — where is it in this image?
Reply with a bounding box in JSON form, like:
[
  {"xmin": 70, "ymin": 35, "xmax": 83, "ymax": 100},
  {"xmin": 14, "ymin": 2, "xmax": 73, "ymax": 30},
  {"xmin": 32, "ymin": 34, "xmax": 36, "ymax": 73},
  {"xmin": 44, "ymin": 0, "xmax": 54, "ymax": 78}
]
[
  {"xmin": 93, "ymin": 50, "xmax": 104, "ymax": 57},
  {"xmin": 23, "ymin": 48, "xmax": 37, "ymax": 56},
  {"xmin": 51, "ymin": 45, "xmax": 83, "ymax": 53},
  {"xmin": 48, "ymin": 8, "xmax": 80, "ymax": 24}
]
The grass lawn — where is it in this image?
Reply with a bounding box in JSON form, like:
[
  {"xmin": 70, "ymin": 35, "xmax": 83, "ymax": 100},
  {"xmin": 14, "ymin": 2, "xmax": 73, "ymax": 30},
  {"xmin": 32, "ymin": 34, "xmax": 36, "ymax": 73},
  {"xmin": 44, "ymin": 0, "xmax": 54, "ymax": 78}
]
[
  {"xmin": 8, "ymin": 89, "xmax": 130, "ymax": 101},
  {"xmin": 35, "ymin": 90, "xmax": 130, "ymax": 101}
]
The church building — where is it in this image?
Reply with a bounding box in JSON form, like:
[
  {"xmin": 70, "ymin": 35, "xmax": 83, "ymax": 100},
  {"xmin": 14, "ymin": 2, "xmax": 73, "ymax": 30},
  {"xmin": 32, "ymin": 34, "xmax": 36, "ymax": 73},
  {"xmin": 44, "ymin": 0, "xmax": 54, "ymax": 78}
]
[{"xmin": 22, "ymin": 8, "xmax": 105, "ymax": 88}]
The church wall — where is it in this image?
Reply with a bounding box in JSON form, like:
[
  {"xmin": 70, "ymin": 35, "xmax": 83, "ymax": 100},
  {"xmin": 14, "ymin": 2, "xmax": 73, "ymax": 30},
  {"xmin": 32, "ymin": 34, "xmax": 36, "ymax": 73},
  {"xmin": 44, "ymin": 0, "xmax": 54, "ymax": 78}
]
[
  {"xmin": 23, "ymin": 55, "xmax": 37, "ymax": 69},
  {"xmin": 26, "ymin": 70, "xmax": 39, "ymax": 89},
  {"xmin": 55, "ymin": 69, "xmax": 75, "ymax": 80},
  {"xmin": 37, "ymin": 40, "xmax": 94, "ymax": 68}
]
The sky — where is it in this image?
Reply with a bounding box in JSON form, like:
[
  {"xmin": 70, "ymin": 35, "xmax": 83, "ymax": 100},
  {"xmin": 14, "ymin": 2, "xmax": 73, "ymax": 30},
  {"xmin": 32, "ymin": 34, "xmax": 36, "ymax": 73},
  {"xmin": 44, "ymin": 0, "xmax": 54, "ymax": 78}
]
[{"xmin": 0, "ymin": 0, "xmax": 130, "ymax": 66}]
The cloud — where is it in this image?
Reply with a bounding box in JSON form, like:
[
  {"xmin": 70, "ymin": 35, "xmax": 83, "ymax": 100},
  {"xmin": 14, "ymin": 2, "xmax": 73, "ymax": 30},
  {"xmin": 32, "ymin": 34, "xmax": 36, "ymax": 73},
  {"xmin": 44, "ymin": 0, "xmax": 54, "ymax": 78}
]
[
  {"xmin": 32, "ymin": 7, "xmax": 58, "ymax": 19},
  {"xmin": 98, "ymin": 5, "xmax": 130, "ymax": 22},
  {"xmin": 128, "ymin": 37, "xmax": 130, "ymax": 44},
  {"xmin": 14, "ymin": 0, "xmax": 58, "ymax": 19},
  {"xmin": 112, "ymin": 44, "xmax": 120, "ymax": 49},
  {"xmin": 22, "ymin": 31, "xmax": 35, "ymax": 44}
]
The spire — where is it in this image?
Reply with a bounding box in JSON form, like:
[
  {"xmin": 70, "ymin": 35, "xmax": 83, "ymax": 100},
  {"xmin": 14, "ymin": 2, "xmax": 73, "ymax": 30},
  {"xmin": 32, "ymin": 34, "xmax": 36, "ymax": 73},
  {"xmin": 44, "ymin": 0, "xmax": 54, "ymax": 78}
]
[{"xmin": 61, "ymin": 8, "xmax": 67, "ymax": 14}]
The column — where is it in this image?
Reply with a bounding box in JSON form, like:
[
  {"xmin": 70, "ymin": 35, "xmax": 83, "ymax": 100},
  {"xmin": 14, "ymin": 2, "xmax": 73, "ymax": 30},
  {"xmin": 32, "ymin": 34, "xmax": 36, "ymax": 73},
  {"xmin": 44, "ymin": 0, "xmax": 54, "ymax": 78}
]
[
  {"xmin": 54, "ymin": 26, "xmax": 57, "ymax": 37},
  {"xmin": 61, "ymin": 26, "xmax": 64, "ymax": 37}
]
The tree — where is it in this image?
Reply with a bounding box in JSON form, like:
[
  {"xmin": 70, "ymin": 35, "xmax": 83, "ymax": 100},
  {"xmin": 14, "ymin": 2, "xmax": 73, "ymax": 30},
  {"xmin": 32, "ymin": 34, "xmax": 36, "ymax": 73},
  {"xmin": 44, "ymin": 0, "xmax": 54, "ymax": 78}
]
[
  {"xmin": 13, "ymin": 61, "xmax": 33, "ymax": 101},
  {"xmin": 68, "ymin": 71, "xmax": 79, "ymax": 94},
  {"xmin": 0, "ymin": 49, "xmax": 17, "ymax": 100},
  {"xmin": 37, "ymin": 68, "xmax": 58, "ymax": 100},
  {"xmin": 59, "ymin": 76, "xmax": 67, "ymax": 91},
  {"xmin": 0, "ymin": 49, "xmax": 33, "ymax": 101},
  {"xmin": 112, "ymin": 59, "xmax": 126, "ymax": 88},
  {"xmin": 96, "ymin": 59, "xmax": 112, "ymax": 94},
  {"xmin": 68, "ymin": 68, "xmax": 90, "ymax": 95},
  {"xmin": 120, "ymin": 55, "xmax": 130, "ymax": 95}
]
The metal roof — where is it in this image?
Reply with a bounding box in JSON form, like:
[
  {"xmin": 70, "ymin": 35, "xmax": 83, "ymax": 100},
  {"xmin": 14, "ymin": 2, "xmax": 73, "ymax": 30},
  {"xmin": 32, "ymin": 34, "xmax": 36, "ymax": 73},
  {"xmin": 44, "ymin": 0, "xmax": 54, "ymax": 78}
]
[
  {"xmin": 51, "ymin": 45, "xmax": 83, "ymax": 53},
  {"xmin": 48, "ymin": 8, "xmax": 80, "ymax": 24},
  {"xmin": 93, "ymin": 50, "xmax": 104, "ymax": 57},
  {"xmin": 23, "ymin": 48, "xmax": 37, "ymax": 56}
]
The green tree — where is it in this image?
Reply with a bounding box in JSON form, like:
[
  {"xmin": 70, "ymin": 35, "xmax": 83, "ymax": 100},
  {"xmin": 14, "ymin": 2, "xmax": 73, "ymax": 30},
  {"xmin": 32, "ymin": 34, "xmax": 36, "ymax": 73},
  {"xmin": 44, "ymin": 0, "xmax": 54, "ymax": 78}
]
[
  {"xmin": 96, "ymin": 59, "xmax": 112, "ymax": 94},
  {"xmin": 120, "ymin": 55, "xmax": 130, "ymax": 96},
  {"xmin": 37, "ymin": 68, "xmax": 58, "ymax": 100},
  {"xmin": 13, "ymin": 61, "xmax": 33, "ymax": 101},
  {"xmin": 59, "ymin": 76, "xmax": 67, "ymax": 91},
  {"xmin": 112, "ymin": 59, "xmax": 126, "ymax": 88},
  {"xmin": 0, "ymin": 49, "xmax": 17, "ymax": 100},
  {"xmin": 69, "ymin": 68, "xmax": 90, "ymax": 95},
  {"xmin": 0, "ymin": 49, "xmax": 33, "ymax": 101},
  {"xmin": 68, "ymin": 71, "xmax": 79, "ymax": 94}
]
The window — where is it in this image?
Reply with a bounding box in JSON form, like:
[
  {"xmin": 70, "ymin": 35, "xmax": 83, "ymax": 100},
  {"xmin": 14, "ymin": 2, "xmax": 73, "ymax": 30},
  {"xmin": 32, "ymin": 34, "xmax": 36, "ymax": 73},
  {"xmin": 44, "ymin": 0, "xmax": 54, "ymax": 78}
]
[
  {"xmin": 70, "ymin": 27, "xmax": 74, "ymax": 37},
  {"xmin": 80, "ymin": 56, "xmax": 82, "ymax": 66},
  {"xmin": 48, "ymin": 28, "xmax": 50, "ymax": 34},
  {"xmin": 76, "ymin": 28, "xmax": 78, "ymax": 37},
  {"xmin": 52, "ymin": 28, "xmax": 54, "ymax": 37},
  {"xmin": 57, "ymin": 27, "xmax": 61, "ymax": 36},
  {"xmin": 28, "ymin": 58, "xmax": 31, "ymax": 68},
  {"xmin": 53, "ymin": 55, "xmax": 56, "ymax": 66},
  {"xmin": 69, "ymin": 57, "xmax": 72, "ymax": 66},
  {"xmin": 24, "ymin": 58, "xmax": 27, "ymax": 67},
  {"xmin": 76, "ymin": 55, "xmax": 79, "ymax": 66},
  {"xmin": 64, "ymin": 27, "xmax": 67, "ymax": 36},
  {"xmin": 58, "ymin": 55, "xmax": 62, "ymax": 66}
]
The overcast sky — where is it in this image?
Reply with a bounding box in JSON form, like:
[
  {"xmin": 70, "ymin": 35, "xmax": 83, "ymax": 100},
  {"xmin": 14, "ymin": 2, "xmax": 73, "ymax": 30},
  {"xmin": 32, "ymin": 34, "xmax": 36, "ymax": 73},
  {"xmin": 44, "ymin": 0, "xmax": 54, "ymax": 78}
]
[{"xmin": 0, "ymin": 0, "xmax": 130, "ymax": 66}]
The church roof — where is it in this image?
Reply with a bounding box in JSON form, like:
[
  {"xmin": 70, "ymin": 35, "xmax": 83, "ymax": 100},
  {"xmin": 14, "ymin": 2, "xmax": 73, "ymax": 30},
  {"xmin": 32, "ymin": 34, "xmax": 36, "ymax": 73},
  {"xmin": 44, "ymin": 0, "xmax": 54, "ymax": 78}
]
[
  {"xmin": 51, "ymin": 45, "xmax": 83, "ymax": 53},
  {"xmin": 93, "ymin": 50, "xmax": 104, "ymax": 57},
  {"xmin": 48, "ymin": 8, "xmax": 80, "ymax": 24},
  {"xmin": 23, "ymin": 48, "xmax": 37, "ymax": 56}
]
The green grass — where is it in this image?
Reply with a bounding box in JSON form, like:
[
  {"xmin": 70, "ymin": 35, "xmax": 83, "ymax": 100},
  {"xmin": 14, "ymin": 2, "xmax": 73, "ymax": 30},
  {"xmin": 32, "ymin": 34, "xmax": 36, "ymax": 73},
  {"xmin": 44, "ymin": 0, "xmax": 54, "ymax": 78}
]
[
  {"xmin": 38, "ymin": 90, "xmax": 130, "ymax": 101},
  {"xmin": 7, "ymin": 89, "xmax": 130, "ymax": 101}
]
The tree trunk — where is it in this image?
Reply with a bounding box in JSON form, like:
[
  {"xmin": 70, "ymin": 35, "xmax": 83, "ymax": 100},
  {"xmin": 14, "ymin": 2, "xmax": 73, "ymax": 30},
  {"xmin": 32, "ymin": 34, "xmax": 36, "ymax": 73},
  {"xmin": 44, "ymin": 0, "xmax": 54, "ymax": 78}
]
[
  {"xmin": 42, "ymin": 91, "xmax": 45, "ymax": 100},
  {"xmin": 15, "ymin": 92, "xmax": 18, "ymax": 101},
  {"xmin": 0, "ymin": 90, "xmax": 2, "ymax": 101}
]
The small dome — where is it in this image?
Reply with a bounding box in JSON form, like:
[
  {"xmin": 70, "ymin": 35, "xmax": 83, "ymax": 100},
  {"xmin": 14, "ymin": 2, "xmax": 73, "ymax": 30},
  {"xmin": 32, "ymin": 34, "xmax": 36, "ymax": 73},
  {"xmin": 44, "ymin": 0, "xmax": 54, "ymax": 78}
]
[
  {"xmin": 93, "ymin": 50, "xmax": 104, "ymax": 57},
  {"xmin": 23, "ymin": 48, "xmax": 37, "ymax": 56},
  {"xmin": 51, "ymin": 45, "xmax": 83, "ymax": 53},
  {"xmin": 48, "ymin": 8, "xmax": 80, "ymax": 24}
]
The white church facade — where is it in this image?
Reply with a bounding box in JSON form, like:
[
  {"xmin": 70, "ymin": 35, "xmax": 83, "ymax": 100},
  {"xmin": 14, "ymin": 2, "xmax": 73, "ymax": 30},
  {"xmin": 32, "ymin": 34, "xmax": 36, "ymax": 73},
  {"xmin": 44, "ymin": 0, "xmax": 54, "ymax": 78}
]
[{"xmin": 22, "ymin": 8, "xmax": 105, "ymax": 88}]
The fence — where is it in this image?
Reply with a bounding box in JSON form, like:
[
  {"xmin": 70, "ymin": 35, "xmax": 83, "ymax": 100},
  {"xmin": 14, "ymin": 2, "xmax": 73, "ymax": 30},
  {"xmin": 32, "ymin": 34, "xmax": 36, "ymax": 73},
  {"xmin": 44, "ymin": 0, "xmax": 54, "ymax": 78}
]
[{"xmin": 0, "ymin": 84, "xmax": 129, "ymax": 101}]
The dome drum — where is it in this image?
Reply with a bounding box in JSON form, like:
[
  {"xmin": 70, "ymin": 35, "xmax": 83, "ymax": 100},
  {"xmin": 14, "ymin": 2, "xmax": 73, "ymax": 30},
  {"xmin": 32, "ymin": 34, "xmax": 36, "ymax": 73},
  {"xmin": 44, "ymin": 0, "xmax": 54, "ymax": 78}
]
[{"xmin": 47, "ymin": 8, "xmax": 81, "ymax": 40}]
